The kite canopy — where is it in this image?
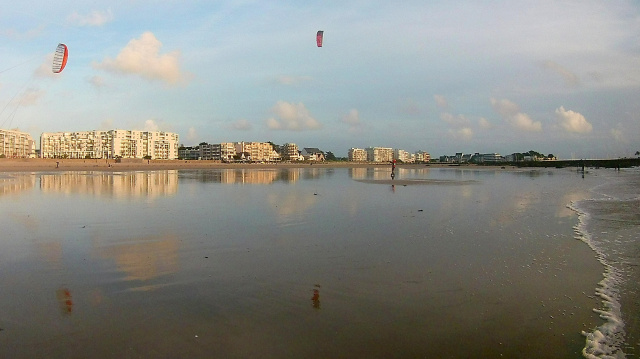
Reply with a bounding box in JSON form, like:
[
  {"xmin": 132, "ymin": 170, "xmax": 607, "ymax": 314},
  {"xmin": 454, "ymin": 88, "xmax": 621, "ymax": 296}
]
[
  {"xmin": 52, "ymin": 43, "xmax": 68, "ymax": 73},
  {"xmin": 316, "ymin": 31, "xmax": 323, "ymax": 47}
]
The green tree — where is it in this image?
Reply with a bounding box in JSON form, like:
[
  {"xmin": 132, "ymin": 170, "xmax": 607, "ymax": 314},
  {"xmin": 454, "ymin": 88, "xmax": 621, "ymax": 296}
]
[{"xmin": 325, "ymin": 151, "xmax": 337, "ymax": 161}]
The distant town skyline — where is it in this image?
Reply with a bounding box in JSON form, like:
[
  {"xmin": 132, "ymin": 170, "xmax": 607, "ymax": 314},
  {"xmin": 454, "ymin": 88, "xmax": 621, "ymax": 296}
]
[{"xmin": 1, "ymin": 1, "xmax": 638, "ymax": 160}]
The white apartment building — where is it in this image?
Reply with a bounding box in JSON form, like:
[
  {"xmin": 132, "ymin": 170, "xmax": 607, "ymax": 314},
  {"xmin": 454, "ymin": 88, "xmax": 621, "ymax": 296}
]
[
  {"xmin": 233, "ymin": 141, "xmax": 280, "ymax": 162},
  {"xmin": 365, "ymin": 147, "xmax": 394, "ymax": 162},
  {"xmin": 415, "ymin": 151, "xmax": 431, "ymax": 163},
  {"xmin": 40, "ymin": 130, "xmax": 179, "ymax": 159},
  {"xmin": 0, "ymin": 128, "xmax": 36, "ymax": 158},
  {"xmin": 393, "ymin": 149, "xmax": 413, "ymax": 163},
  {"xmin": 348, "ymin": 148, "xmax": 367, "ymax": 162}
]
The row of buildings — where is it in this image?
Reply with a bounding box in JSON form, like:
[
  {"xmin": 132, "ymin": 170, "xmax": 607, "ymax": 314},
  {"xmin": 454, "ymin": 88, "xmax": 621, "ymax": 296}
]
[
  {"xmin": 5, "ymin": 128, "xmax": 539, "ymax": 164},
  {"xmin": 177, "ymin": 142, "xmax": 325, "ymax": 162},
  {"xmin": 0, "ymin": 128, "xmax": 180, "ymax": 160},
  {"xmin": 347, "ymin": 147, "xmax": 431, "ymax": 163}
]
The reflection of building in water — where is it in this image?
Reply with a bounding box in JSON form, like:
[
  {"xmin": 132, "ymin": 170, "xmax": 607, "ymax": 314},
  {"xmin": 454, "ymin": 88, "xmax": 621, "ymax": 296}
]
[
  {"xmin": 96, "ymin": 234, "xmax": 179, "ymax": 282},
  {"xmin": 40, "ymin": 130, "xmax": 179, "ymax": 159},
  {"xmin": 40, "ymin": 171, "xmax": 178, "ymax": 198},
  {"xmin": 0, "ymin": 128, "xmax": 36, "ymax": 158},
  {"xmin": 349, "ymin": 167, "xmax": 393, "ymax": 180},
  {"xmin": 0, "ymin": 174, "xmax": 36, "ymax": 195}
]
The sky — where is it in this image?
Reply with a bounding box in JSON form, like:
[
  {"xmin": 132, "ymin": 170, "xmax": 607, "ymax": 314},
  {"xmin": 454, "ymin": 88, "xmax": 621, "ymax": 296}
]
[{"xmin": 1, "ymin": 0, "xmax": 639, "ymax": 159}]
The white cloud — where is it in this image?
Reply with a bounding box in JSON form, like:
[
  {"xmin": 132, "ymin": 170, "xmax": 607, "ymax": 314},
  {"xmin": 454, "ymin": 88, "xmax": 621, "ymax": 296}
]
[
  {"xmin": 186, "ymin": 127, "xmax": 198, "ymax": 142},
  {"xmin": 340, "ymin": 109, "xmax": 363, "ymax": 133},
  {"xmin": 478, "ymin": 117, "xmax": 493, "ymax": 129},
  {"xmin": 448, "ymin": 127, "xmax": 473, "ymax": 141},
  {"xmin": 34, "ymin": 54, "xmax": 57, "ymax": 78},
  {"xmin": 541, "ymin": 61, "xmax": 580, "ymax": 87},
  {"xmin": 144, "ymin": 119, "xmax": 159, "ymax": 132},
  {"xmin": 434, "ymin": 95, "xmax": 448, "ymax": 109},
  {"xmin": 88, "ymin": 75, "xmax": 106, "ymax": 88},
  {"xmin": 93, "ymin": 32, "xmax": 189, "ymax": 86},
  {"xmin": 1, "ymin": 25, "xmax": 45, "ymax": 40},
  {"xmin": 16, "ymin": 88, "xmax": 45, "ymax": 106},
  {"xmin": 490, "ymin": 98, "xmax": 542, "ymax": 132},
  {"xmin": 555, "ymin": 106, "xmax": 592, "ymax": 134},
  {"xmin": 231, "ymin": 119, "xmax": 252, "ymax": 131},
  {"xmin": 440, "ymin": 112, "xmax": 470, "ymax": 127},
  {"xmin": 610, "ymin": 127, "xmax": 626, "ymax": 143},
  {"xmin": 66, "ymin": 9, "xmax": 114, "ymax": 27},
  {"xmin": 266, "ymin": 101, "xmax": 322, "ymax": 131}
]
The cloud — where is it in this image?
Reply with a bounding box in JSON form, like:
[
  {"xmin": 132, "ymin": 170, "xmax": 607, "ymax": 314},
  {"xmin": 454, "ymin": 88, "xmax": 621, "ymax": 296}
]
[
  {"xmin": 88, "ymin": 75, "xmax": 106, "ymax": 88},
  {"xmin": 275, "ymin": 75, "xmax": 312, "ymax": 86},
  {"xmin": 399, "ymin": 99, "xmax": 420, "ymax": 115},
  {"xmin": 186, "ymin": 127, "xmax": 198, "ymax": 142},
  {"xmin": 100, "ymin": 119, "xmax": 114, "ymax": 130},
  {"xmin": 1, "ymin": 25, "xmax": 45, "ymax": 40},
  {"xmin": 609, "ymin": 124, "xmax": 628, "ymax": 143},
  {"xmin": 434, "ymin": 95, "xmax": 448, "ymax": 109},
  {"xmin": 266, "ymin": 101, "xmax": 322, "ymax": 131},
  {"xmin": 66, "ymin": 9, "xmax": 114, "ymax": 27},
  {"xmin": 16, "ymin": 88, "xmax": 45, "ymax": 106},
  {"xmin": 93, "ymin": 32, "xmax": 189, "ymax": 85},
  {"xmin": 144, "ymin": 119, "xmax": 159, "ymax": 132},
  {"xmin": 541, "ymin": 61, "xmax": 580, "ymax": 87},
  {"xmin": 448, "ymin": 127, "xmax": 473, "ymax": 141},
  {"xmin": 555, "ymin": 106, "xmax": 592, "ymax": 134},
  {"xmin": 340, "ymin": 109, "xmax": 364, "ymax": 133},
  {"xmin": 34, "ymin": 54, "xmax": 57, "ymax": 78},
  {"xmin": 440, "ymin": 112, "xmax": 470, "ymax": 128},
  {"xmin": 231, "ymin": 119, "xmax": 252, "ymax": 131},
  {"xmin": 478, "ymin": 117, "xmax": 493, "ymax": 129},
  {"xmin": 490, "ymin": 98, "xmax": 542, "ymax": 132}
]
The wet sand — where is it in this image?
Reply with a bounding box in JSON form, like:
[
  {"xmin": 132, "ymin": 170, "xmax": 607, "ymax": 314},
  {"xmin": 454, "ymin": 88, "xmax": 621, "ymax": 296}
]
[{"xmin": 0, "ymin": 164, "xmax": 609, "ymax": 358}]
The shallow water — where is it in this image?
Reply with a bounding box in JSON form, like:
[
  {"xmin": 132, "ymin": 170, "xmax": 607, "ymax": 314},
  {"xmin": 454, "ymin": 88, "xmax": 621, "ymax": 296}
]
[
  {"xmin": 0, "ymin": 167, "xmax": 626, "ymax": 358},
  {"xmin": 572, "ymin": 168, "xmax": 640, "ymax": 358}
]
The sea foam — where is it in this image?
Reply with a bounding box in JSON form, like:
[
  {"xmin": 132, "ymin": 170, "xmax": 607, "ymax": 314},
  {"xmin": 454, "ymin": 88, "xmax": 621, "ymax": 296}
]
[{"xmin": 570, "ymin": 201, "xmax": 626, "ymax": 359}]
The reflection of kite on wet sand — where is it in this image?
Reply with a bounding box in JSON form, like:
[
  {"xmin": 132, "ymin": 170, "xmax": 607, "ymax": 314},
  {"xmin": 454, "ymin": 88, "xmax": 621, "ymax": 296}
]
[
  {"xmin": 311, "ymin": 284, "xmax": 321, "ymax": 309},
  {"xmin": 56, "ymin": 288, "xmax": 73, "ymax": 315}
]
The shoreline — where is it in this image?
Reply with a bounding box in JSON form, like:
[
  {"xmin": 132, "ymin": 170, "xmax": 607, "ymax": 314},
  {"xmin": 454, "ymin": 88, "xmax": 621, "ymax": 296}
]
[{"xmin": 0, "ymin": 158, "xmax": 508, "ymax": 172}]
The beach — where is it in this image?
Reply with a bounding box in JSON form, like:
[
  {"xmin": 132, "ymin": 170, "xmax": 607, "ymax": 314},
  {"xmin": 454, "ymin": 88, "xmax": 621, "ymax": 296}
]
[
  {"xmin": 0, "ymin": 164, "xmax": 634, "ymax": 358},
  {"xmin": 0, "ymin": 158, "xmax": 388, "ymax": 172}
]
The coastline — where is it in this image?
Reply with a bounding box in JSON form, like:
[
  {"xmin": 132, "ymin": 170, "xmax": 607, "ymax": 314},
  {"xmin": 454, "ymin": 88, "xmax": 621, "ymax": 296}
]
[{"xmin": 0, "ymin": 158, "xmax": 508, "ymax": 172}]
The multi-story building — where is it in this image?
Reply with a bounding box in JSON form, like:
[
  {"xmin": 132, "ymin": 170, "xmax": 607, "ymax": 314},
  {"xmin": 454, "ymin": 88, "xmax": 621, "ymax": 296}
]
[
  {"xmin": 40, "ymin": 130, "xmax": 179, "ymax": 159},
  {"xmin": 393, "ymin": 149, "xmax": 413, "ymax": 163},
  {"xmin": 365, "ymin": 147, "xmax": 393, "ymax": 162},
  {"xmin": 219, "ymin": 142, "xmax": 236, "ymax": 162},
  {"xmin": 232, "ymin": 142, "xmax": 279, "ymax": 162},
  {"xmin": 348, "ymin": 148, "xmax": 367, "ymax": 162},
  {"xmin": 282, "ymin": 143, "xmax": 300, "ymax": 161},
  {"xmin": 199, "ymin": 143, "xmax": 221, "ymax": 160},
  {"xmin": 0, "ymin": 128, "xmax": 36, "ymax": 158},
  {"xmin": 415, "ymin": 151, "xmax": 431, "ymax": 163},
  {"xmin": 473, "ymin": 153, "xmax": 505, "ymax": 163},
  {"xmin": 178, "ymin": 146, "xmax": 200, "ymax": 160}
]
